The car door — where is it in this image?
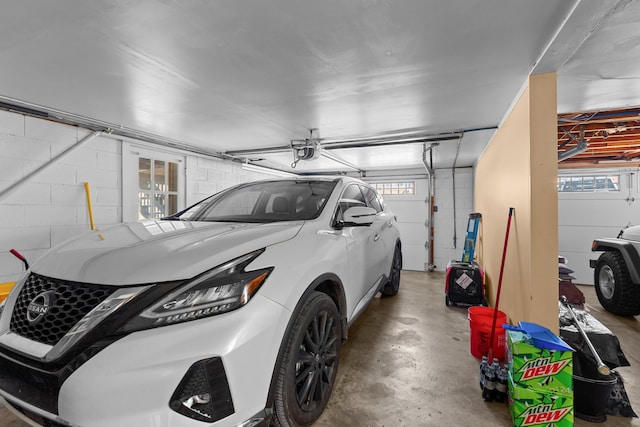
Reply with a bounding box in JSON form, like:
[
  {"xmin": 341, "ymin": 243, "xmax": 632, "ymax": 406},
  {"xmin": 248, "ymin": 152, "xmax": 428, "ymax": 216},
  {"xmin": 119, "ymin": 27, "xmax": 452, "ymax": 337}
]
[
  {"xmin": 360, "ymin": 185, "xmax": 395, "ymax": 280},
  {"xmin": 335, "ymin": 184, "xmax": 381, "ymax": 319}
]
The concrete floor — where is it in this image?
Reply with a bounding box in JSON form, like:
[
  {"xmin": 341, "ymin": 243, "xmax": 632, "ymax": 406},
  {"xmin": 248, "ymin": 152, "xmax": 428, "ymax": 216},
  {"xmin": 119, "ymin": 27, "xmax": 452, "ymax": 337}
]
[
  {"xmin": 0, "ymin": 270, "xmax": 638, "ymax": 426},
  {"xmin": 315, "ymin": 271, "xmax": 639, "ymax": 427}
]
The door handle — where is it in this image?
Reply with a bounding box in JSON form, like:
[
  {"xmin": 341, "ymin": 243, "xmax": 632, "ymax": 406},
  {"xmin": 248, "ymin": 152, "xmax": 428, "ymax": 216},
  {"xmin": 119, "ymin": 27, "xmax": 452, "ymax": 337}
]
[
  {"xmin": 387, "ymin": 220, "xmax": 393, "ymax": 228},
  {"xmin": 374, "ymin": 233, "xmax": 380, "ymax": 242}
]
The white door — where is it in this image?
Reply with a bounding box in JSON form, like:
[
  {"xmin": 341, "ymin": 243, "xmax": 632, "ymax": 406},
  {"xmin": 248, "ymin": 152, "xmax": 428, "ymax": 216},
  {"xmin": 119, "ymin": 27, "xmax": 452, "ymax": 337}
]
[{"xmin": 368, "ymin": 179, "xmax": 428, "ymax": 271}]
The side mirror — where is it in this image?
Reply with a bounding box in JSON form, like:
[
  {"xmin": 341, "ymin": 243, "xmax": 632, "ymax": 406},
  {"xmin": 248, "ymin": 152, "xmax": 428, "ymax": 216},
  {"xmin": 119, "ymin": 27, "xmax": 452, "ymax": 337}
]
[{"xmin": 342, "ymin": 206, "xmax": 376, "ymax": 226}]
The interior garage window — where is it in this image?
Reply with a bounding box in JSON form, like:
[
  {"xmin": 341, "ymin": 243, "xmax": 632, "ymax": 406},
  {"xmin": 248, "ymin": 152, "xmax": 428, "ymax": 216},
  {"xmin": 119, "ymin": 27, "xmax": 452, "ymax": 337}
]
[
  {"xmin": 138, "ymin": 158, "xmax": 180, "ymax": 219},
  {"xmin": 370, "ymin": 181, "xmax": 415, "ymax": 195},
  {"xmin": 123, "ymin": 142, "xmax": 186, "ymax": 222},
  {"xmin": 557, "ymin": 175, "xmax": 620, "ymax": 192}
]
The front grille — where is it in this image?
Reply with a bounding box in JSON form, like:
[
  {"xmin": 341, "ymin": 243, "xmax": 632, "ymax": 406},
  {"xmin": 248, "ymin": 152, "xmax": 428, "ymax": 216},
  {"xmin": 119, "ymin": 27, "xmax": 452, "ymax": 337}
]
[{"xmin": 10, "ymin": 273, "xmax": 114, "ymax": 346}]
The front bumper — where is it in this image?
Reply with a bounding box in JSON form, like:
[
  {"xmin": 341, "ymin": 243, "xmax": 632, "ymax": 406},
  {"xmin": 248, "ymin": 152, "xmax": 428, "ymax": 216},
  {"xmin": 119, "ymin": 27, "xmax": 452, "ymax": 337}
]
[{"xmin": 0, "ymin": 294, "xmax": 289, "ymax": 427}]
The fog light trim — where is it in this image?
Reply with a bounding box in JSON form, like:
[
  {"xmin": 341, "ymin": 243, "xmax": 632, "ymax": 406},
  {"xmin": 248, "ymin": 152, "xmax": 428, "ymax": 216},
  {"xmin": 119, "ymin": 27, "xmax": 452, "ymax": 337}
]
[{"xmin": 169, "ymin": 357, "xmax": 234, "ymax": 423}]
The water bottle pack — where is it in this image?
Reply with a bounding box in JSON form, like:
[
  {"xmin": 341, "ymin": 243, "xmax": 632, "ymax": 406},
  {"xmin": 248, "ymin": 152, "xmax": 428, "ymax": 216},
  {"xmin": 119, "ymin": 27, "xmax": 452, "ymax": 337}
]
[{"xmin": 480, "ymin": 357, "xmax": 507, "ymax": 403}]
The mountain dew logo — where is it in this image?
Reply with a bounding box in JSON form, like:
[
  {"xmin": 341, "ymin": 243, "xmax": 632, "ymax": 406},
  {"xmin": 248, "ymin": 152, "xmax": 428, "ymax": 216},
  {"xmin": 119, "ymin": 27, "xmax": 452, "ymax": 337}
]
[
  {"xmin": 520, "ymin": 404, "xmax": 571, "ymax": 425},
  {"xmin": 519, "ymin": 357, "xmax": 569, "ymax": 380}
]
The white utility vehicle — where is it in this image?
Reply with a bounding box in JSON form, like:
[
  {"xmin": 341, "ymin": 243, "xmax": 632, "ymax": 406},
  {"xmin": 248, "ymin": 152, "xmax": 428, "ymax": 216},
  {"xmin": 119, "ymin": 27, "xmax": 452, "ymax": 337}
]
[
  {"xmin": 0, "ymin": 176, "xmax": 402, "ymax": 427},
  {"xmin": 591, "ymin": 225, "xmax": 640, "ymax": 316}
]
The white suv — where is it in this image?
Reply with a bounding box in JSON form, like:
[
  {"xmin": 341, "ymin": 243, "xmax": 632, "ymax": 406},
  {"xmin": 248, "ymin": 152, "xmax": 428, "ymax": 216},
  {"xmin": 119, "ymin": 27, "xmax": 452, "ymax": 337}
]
[{"xmin": 0, "ymin": 176, "xmax": 401, "ymax": 427}]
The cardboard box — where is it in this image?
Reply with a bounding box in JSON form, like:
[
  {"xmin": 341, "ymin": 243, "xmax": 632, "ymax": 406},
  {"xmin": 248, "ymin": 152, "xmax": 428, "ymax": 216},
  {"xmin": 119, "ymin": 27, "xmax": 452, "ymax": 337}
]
[
  {"xmin": 508, "ymin": 373, "xmax": 574, "ymax": 427},
  {"xmin": 507, "ymin": 329, "xmax": 573, "ymax": 397}
]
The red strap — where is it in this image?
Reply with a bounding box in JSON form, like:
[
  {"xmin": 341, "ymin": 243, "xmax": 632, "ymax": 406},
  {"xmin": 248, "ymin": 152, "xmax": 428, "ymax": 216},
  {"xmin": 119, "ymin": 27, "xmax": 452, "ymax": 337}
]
[{"xmin": 9, "ymin": 249, "xmax": 25, "ymax": 262}]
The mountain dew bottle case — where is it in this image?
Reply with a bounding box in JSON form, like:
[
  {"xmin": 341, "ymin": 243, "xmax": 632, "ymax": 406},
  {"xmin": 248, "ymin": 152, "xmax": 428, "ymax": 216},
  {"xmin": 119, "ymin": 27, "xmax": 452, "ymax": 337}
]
[
  {"xmin": 506, "ymin": 328, "xmax": 574, "ymax": 426},
  {"xmin": 508, "ymin": 373, "xmax": 574, "ymax": 427}
]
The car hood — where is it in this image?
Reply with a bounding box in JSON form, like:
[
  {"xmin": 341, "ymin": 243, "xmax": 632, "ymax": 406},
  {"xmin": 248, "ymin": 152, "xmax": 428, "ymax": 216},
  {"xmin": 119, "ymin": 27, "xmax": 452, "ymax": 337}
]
[
  {"xmin": 32, "ymin": 220, "xmax": 303, "ymax": 285},
  {"xmin": 621, "ymin": 225, "xmax": 640, "ymax": 242}
]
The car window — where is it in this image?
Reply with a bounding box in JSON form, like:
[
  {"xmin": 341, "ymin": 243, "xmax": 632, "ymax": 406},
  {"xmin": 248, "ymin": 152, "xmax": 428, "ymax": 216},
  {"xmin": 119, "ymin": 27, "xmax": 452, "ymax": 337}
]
[
  {"xmin": 265, "ymin": 193, "xmax": 292, "ymax": 214},
  {"xmin": 178, "ymin": 180, "xmax": 337, "ymax": 222},
  {"xmin": 361, "ymin": 186, "xmax": 383, "ymax": 213},
  {"xmin": 209, "ymin": 188, "xmax": 262, "ymax": 217},
  {"xmin": 333, "ymin": 184, "xmax": 367, "ymax": 225},
  {"xmin": 341, "ymin": 184, "xmax": 366, "ymax": 204}
]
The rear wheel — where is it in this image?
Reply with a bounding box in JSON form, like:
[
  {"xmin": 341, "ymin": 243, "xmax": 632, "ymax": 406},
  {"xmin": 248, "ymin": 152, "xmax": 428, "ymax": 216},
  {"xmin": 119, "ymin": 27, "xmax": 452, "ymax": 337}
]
[
  {"xmin": 273, "ymin": 292, "xmax": 341, "ymax": 426},
  {"xmin": 594, "ymin": 251, "xmax": 640, "ymax": 316},
  {"xmin": 381, "ymin": 244, "xmax": 402, "ymax": 297}
]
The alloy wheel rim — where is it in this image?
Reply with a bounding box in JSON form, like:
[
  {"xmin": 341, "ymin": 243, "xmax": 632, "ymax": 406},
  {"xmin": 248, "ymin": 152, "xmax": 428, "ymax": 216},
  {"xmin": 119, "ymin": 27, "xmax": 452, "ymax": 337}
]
[
  {"xmin": 598, "ymin": 266, "xmax": 615, "ymax": 299},
  {"xmin": 391, "ymin": 249, "xmax": 401, "ymax": 288},
  {"xmin": 294, "ymin": 309, "xmax": 338, "ymax": 411}
]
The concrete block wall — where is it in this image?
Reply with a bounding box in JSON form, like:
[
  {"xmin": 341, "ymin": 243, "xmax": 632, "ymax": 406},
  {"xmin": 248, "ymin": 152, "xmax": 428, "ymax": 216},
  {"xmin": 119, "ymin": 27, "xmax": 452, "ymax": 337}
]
[
  {"xmin": 433, "ymin": 167, "xmax": 474, "ymax": 270},
  {"xmin": 0, "ymin": 109, "xmax": 272, "ymax": 283},
  {"xmin": 0, "ymin": 110, "xmax": 122, "ymax": 283}
]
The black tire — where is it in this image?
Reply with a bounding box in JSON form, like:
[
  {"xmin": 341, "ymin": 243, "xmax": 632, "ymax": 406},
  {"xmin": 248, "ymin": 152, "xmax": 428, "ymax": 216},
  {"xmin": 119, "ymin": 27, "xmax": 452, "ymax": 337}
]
[
  {"xmin": 445, "ymin": 295, "xmax": 451, "ymax": 306},
  {"xmin": 273, "ymin": 292, "xmax": 341, "ymax": 426},
  {"xmin": 594, "ymin": 251, "xmax": 640, "ymax": 316},
  {"xmin": 381, "ymin": 244, "xmax": 402, "ymax": 297}
]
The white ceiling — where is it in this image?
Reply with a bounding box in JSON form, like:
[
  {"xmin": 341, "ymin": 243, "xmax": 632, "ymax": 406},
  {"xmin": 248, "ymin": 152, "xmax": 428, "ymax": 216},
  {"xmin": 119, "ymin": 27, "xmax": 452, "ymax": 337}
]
[{"xmin": 1, "ymin": 0, "xmax": 639, "ymax": 174}]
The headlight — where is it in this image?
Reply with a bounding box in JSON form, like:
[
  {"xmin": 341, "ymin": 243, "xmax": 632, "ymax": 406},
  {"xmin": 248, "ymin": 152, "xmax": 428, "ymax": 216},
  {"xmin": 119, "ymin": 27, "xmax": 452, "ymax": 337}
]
[{"xmin": 122, "ymin": 249, "xmax": 272, "ymax": 331}]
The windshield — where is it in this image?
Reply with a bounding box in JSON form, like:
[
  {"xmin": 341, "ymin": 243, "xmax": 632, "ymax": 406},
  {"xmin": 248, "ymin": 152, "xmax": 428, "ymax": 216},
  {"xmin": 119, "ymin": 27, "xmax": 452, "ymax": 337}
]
[{"xmin": 176, "ymin": 180, "xmax": 338, "ymax": 222}]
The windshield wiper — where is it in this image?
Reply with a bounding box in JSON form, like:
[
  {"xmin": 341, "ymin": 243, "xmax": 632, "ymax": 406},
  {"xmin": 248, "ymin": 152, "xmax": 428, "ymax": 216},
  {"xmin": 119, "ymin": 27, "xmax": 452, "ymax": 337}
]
[{"xmin": 161, "ymin": 216, "xmax": 184, "ymax": 221}]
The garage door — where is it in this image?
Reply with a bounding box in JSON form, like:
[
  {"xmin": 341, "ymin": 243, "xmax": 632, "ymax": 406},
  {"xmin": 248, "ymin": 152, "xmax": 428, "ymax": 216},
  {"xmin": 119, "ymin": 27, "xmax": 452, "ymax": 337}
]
[{"xmin": 368, "ymin": 178, "xmax": 428, "ymax": 271}]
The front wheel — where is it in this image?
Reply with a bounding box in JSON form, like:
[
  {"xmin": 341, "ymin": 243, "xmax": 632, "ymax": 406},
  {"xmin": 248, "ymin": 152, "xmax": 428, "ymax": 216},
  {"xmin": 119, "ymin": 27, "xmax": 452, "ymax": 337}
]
[
  {"xmin": 594, "ymin": 251, "xmax": 640, "ymax": 316},
  {"xmin": 381, "ymin": 244, "xmax": 402, "ymax": 297},
  {"xmin": 273, "ymin": 292, "xmax": 341, "ymax": 426}
]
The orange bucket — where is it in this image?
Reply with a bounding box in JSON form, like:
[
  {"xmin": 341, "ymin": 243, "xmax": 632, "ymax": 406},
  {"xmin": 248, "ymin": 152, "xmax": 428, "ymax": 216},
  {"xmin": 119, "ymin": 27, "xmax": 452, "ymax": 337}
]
[{"xmin": 468, "ymin": 306, "xmax": 507, "ymax": 361}]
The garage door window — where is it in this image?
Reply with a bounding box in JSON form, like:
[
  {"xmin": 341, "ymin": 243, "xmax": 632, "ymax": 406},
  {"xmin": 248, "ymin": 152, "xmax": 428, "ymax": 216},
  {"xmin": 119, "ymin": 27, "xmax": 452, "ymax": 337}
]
[
  {"xmin": 370, "ymin": 181, "xmax": 415, "ymax": 195},
  {"xmin": 557, "ymin": 175, "xmax": 619, "ymax": 192}
]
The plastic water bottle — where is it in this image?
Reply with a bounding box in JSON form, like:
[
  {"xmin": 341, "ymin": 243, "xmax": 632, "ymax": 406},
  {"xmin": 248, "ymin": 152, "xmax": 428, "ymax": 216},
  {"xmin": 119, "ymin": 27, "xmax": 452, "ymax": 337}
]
[
  {"xmin": 501, "ymin": 367, "xmax": 509, "ymax": 402},
  {"xmin": 479, "ymin": 356, "xmax": 488, "ymax": 391},
  {"xmin": 490, "ymin": 358, "xmax": 501, "ymax": 401},
  {"xmin": 482, "ymin": 360, "xmax": 496, "ymax": 401},
  {"xmin": 495, "ymin": 366, "xmax": 507, "ymax": 403}
]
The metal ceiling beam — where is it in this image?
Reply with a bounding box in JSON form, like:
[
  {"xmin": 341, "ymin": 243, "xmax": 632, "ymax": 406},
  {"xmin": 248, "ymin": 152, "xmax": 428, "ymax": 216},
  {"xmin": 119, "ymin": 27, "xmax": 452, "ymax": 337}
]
[
  {"xmin": 226, "ymin": 133, "xmax": 463, "ymax": 157},
  {"xmin": 0, "ymin": 96, "xmax": 239, "ymax": 163}
]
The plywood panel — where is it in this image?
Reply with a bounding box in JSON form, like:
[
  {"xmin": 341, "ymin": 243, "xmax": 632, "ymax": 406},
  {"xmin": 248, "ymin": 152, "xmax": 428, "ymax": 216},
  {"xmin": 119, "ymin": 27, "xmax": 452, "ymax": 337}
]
[{"xmin": 475, "ymin": 73, "xmax": 558, "ymax": 332}]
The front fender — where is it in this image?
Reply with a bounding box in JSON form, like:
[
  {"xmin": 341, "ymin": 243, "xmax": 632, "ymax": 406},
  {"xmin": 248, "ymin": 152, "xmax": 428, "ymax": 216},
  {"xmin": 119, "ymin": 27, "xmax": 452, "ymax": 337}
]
[
  {"xmin": 591, "ymin": 238, "xmax": 640, "ymax": 284},
  {"xmin": 263, "ymin": 273, "xmax": 347, "ymax": 423}
]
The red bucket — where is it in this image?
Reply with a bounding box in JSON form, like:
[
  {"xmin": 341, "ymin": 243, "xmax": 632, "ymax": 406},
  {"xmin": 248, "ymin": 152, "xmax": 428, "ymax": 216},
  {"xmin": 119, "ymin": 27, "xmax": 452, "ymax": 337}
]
[{"xmin": 468, "ymin": 306, "xmax": 507, "ymax": 361}]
